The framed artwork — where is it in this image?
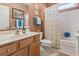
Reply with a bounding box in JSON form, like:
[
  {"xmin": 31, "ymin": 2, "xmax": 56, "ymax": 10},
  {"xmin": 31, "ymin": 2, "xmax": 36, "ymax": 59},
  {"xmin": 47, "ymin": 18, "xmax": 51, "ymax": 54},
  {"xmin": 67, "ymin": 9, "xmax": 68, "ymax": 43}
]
[{"xmin": 12, "ymin": 8, "xmax": 24, "ymax": 19}]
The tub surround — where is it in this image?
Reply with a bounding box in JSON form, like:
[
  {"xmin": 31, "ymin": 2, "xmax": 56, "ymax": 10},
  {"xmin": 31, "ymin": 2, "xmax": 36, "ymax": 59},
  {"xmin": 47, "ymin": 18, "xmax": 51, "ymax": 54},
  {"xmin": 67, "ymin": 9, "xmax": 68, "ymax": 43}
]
[
  {"xmin": 58, "ymin": 30, "xmax": 79, "ymax": 56},
  {"xmin": 58, "ymin": 39, "xmax": 79, "ymax": 56},
  {"xmin": 0, "ymin": 31, "xmax": 40, "ymax": 56}
]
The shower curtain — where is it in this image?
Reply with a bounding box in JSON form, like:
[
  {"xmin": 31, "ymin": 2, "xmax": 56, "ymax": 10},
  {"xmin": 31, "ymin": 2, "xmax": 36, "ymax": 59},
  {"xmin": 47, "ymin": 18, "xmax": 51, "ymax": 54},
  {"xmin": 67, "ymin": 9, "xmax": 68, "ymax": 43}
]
[{"xmin": 44, "ymin": 4, "xmax": 60, "ymax": 48}]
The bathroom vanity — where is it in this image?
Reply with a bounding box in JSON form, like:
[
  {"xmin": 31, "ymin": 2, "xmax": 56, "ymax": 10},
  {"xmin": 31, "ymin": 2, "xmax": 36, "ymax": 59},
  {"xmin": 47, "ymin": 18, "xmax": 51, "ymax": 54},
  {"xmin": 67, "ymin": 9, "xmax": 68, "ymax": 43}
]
[{"xmin": 0, "ymin": 32, "xmax": 40, "ymax": 56}]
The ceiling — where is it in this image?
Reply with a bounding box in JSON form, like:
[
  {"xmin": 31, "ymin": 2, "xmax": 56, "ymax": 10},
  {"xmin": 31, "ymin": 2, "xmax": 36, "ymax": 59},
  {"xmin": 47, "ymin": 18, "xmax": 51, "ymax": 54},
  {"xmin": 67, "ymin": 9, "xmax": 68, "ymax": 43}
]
[
  {"xmin": 24, "ymin": 3, "xmax": 56, "ymax": 7},
  {"xmin": 45, "ymin": 3, "xmax": 57, "ymax": 7}
]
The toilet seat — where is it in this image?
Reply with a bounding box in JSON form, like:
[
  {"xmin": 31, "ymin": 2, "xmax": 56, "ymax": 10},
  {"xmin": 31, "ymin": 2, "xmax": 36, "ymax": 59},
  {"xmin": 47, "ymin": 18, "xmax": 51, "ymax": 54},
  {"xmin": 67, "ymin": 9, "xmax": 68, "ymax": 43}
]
[
  {"xmin": 40, "ymin": 39, "xmax": 52, "ymax": 44},
  {"xmin": 40, "ymin": 39, "xmax": 52, "ymax": 47},
  {"xmin": 39, "ymin": 32, "xmax": 52, "ymax": 47}
]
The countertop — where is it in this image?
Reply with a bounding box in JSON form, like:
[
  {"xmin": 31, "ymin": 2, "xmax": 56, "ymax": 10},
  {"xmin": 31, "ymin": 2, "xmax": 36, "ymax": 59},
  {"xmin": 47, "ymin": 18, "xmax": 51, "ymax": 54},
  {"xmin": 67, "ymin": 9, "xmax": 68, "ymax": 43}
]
[{"xmin": 0, "ymin": 32, "xmax": 40, "ymax": 46}]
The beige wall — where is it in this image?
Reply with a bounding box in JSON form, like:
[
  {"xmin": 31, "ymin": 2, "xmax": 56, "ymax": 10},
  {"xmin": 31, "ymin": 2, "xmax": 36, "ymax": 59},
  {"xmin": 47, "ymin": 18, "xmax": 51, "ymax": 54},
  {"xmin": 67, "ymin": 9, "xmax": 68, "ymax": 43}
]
[
  {"xmin": 28, "ymin": 4, "xmax": 35, "ymax": 31},
  {"xmin": 0, "ymin": 3, "xmax": 28, "ymax": 30},
  {"xmin": 28, "ymin": 3, "xmax": 46, "ymax": 32},
  {"xmin": 0, "ymin": 3, "xmax": 46, "ymax": 32}
]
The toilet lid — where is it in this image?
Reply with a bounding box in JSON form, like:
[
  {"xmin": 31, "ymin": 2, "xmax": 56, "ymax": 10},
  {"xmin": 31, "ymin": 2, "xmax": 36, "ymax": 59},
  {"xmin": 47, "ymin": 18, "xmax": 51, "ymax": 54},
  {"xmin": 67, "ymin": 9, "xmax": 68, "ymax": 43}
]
[
  {"xmin": 40, "ymin": 39, "xmax": 52, "ymax": 44},
  {"xmin": 41, "ymin": 43, "xmax": 52, "ymax": 47}
]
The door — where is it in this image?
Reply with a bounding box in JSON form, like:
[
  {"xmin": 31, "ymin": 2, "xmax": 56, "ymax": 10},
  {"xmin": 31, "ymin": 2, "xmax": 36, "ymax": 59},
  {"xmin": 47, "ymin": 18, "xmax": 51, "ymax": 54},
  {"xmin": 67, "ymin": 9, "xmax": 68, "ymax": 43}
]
[{"xmin": 29, "ymin": 42, "xmax": 40, "ymax": 56}]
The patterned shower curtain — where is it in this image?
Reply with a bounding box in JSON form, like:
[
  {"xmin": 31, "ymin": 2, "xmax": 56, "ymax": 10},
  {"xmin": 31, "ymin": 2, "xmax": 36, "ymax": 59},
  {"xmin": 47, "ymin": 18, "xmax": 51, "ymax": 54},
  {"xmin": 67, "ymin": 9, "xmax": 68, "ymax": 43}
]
[{"xmin": 44, "ymin": 4, "xmax": 60, "ymax": 48}]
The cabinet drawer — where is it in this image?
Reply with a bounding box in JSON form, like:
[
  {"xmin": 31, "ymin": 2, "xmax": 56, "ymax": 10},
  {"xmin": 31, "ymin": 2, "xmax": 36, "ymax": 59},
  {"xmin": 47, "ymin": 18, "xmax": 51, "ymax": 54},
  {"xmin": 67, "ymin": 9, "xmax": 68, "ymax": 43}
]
[
  {"xmin": 19, "ymin": 37, "xmax": 34, "ymax": 49},
  {"xmin": 34, "ymin": 35, "xmax": 40, "ymax": 42},
  {"xmin": 7, "ymin": 42, "xmax": 17, "ymax": 55},
  {"xmin": 0, "ymin": 46, "xmax": 7, "ymax": 56},
  {"xmin": 0, "ymin": 42, "xmax": 17, "ymax": 56},
  {"xmin": 11, "ymin": 49, "xmax": 25, "ymax": 56}
]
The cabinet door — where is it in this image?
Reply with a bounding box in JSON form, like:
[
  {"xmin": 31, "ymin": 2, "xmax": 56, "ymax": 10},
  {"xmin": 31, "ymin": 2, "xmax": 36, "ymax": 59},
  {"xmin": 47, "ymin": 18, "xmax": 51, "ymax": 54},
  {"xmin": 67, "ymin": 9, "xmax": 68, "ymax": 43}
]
[
  {"xmin": 34, "ymin": 35, "xmax": 40, "ymax": 42},
  {"xmin": 29, "ymin": 42, "xmax": 40, "ymax": 56},
  {"xmin": 19, "ymin": 37, "xmax": 34, "ymax": 49},
  {"xmin": 24, "ymin": 47, "xmax": 29, "ymax": 56}
]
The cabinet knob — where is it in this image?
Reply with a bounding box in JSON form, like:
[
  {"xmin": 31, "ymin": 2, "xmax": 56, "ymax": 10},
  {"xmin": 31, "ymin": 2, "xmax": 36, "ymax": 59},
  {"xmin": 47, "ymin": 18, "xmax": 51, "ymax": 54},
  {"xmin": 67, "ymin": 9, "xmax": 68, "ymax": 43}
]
[{"xmin": 7, "ymin": 49, "xmax": 10, "ymax": 52}]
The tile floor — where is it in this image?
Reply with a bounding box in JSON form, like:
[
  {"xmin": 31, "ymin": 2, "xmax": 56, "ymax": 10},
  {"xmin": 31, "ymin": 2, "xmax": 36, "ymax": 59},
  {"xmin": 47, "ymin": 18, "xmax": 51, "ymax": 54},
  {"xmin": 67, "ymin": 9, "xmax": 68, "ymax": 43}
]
[{"xmin": 40, "ymin": 46, "xmax": 59, "ymax": 56}]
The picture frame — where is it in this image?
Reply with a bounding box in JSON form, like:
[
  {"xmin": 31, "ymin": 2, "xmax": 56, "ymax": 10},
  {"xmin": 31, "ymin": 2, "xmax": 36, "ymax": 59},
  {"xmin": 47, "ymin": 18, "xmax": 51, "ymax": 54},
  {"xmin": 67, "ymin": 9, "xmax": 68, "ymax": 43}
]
[{"xmin": 12, "ymin": 8, "xmax": 24, "ymax": 19}]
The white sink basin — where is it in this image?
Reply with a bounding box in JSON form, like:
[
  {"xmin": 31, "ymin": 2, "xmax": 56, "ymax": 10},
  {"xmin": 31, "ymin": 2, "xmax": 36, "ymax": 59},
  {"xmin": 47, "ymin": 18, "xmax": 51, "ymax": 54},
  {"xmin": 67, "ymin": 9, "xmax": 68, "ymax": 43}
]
[
  {"xmin": 0, "ymin": 32, "xmax": 40, "ymax": 45},
  {"xmin": 0, "ymin": 32, "xmax": 38, "ymax": 39},
  {"xmin": 0, "ymin": 34, "xmax": 15, "ymax": 40},
  {"xmin": 0, "ymin": 34, "xmax": 15, "ymax": 45}
]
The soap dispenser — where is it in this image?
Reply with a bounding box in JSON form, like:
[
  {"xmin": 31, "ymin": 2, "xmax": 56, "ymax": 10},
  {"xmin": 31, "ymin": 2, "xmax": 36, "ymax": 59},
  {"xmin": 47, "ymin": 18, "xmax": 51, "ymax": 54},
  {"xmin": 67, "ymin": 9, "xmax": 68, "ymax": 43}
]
[{"xmin": 16, "ymin": 19, "xmax": 23, "ymax": 34}]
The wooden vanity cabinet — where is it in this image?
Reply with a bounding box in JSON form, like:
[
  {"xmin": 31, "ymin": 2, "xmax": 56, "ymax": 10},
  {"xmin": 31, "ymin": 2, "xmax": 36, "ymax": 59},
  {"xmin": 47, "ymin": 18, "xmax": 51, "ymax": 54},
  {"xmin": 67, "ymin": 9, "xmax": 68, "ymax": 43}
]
[
  {"xmin": 0, "ymin": 42, "xmax": 18, "ymax": 56},
  {"xmin": 17, "ymin": 37, "xmax": 34, "ymax": 56},
  {"xmin": 19, "ymin": 37, "xmax": 34, "ymax": 49},
  {"xmin": 0, "ymin": 34, "xmax": 40, "ymax": 56},
  {"xmin": 11, "ymin": 48, "xmax": 25, "ymax": 56},
  {"xmin": 34, "ymin": 35, "xmax": 40, "ymax": 42},
  {"xmin": 0, "ymin": 46, "xmax": 8, "ymax": 56},
  {"xmin": 29, "ymin": 42, "xmax": 40, "ymax": 56},
  {"xmin": 35, "ymin": 42, "xmax": 40, "ymax": 56},
  {"xmin": 29, "ymin": 35, "xmax": 40, "ymax": 56},
  {"xmin": 24, "ymin": 47, "xmax": 28, "ymax": 56}
]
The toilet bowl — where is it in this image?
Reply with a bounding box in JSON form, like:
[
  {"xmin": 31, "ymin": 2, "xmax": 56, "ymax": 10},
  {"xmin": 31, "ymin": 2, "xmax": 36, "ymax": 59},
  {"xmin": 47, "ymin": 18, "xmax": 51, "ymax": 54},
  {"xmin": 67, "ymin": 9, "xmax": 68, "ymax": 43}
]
[{"xmin": 40, "ymin": 32, "xmax": 52, "ymax": 47}]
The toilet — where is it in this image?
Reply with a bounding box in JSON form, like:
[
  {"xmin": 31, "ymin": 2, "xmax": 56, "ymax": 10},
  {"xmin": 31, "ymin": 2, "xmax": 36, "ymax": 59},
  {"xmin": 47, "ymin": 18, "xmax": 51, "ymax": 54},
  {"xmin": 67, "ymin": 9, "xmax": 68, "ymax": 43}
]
[
  {"xmin": 40, "ymin": 32, "xmax": 53, "ymax": 55},
  {"xmin": 40, "ymin": 32, "xmax": 52, "ymax": 47}
]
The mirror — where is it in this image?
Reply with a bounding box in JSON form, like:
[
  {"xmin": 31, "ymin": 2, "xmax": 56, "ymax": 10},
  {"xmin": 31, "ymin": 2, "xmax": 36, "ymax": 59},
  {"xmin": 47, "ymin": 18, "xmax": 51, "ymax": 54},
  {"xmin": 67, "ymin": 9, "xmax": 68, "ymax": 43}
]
[{"xmin": 0, "ymin": 5, "xmax": 9, "ymax": 30}]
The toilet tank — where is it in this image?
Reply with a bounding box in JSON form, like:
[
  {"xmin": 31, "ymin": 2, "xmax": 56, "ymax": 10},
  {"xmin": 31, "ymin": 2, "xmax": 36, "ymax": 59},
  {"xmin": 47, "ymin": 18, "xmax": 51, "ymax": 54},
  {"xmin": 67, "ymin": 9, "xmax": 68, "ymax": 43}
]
[{"xmin": 40, "ymin": 32, "xmax": 43, "ymax": 40}]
